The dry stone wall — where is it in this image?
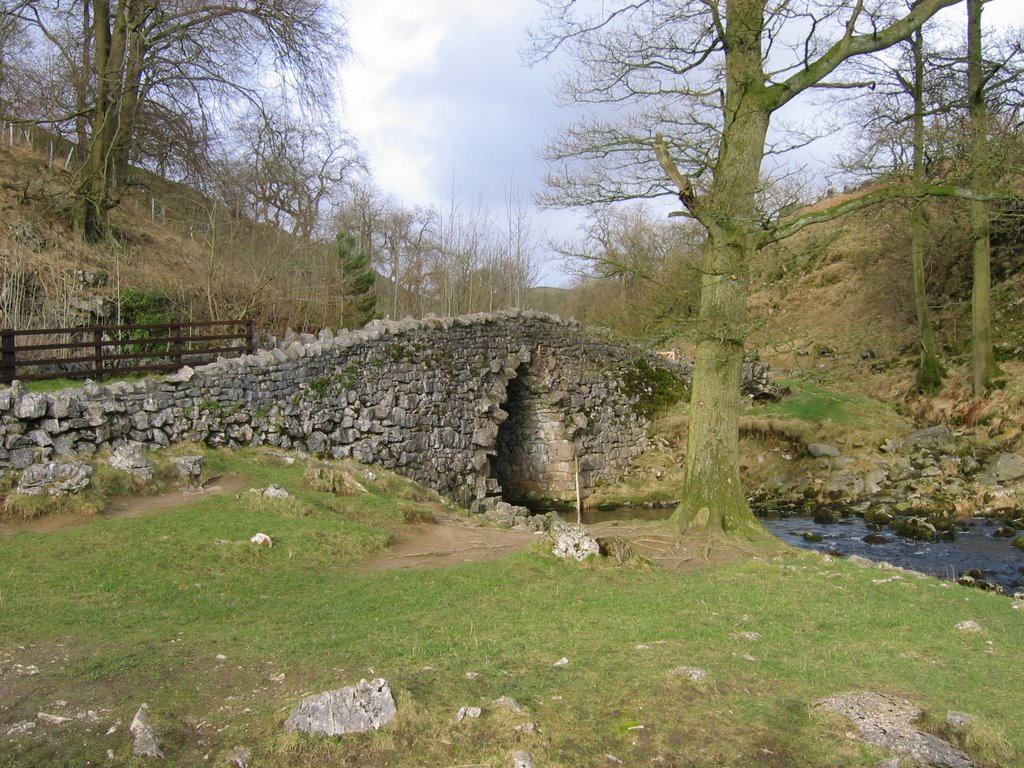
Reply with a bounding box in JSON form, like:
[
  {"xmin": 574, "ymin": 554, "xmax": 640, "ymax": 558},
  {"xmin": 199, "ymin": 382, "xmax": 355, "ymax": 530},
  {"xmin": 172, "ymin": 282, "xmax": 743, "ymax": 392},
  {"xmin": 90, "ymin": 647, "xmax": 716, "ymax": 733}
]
[{"xmin": 0, "ymin": 310, "xmax": 690, "ymax": 507}]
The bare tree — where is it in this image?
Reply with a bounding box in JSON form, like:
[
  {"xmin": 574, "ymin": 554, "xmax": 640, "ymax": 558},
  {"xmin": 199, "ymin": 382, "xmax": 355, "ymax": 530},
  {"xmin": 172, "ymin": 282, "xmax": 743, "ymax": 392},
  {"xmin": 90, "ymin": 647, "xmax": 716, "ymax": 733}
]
[
  {"xmin": 837, "ymin": 24, "xmax": 953, "ymax": 391},
  {"xmin": 530, "ymin": 0, "xmax": 961, "ymax": 537},
  {"xmin": 3, "ymin": 0, "xmax": 345, "ymax": 241},
  {"xmin": 553, "ymin": 204, "xmax": 701, "ymax": 336},
  {"xmin": 503, "ymin": 184, "xmax": 541, "ymax": 308},
  {"xmin": 226, "ymin": 105, "xmax": 364, "ymax": 240}
]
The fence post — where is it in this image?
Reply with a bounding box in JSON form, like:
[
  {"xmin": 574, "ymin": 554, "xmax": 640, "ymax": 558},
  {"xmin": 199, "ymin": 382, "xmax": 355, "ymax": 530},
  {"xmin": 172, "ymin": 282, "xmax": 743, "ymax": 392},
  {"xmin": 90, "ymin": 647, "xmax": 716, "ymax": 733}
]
[
  {"xmin": 93, "ymin": 328, "xmax": 105, "ymax": 381},
  {"xmin": 172, "ymin": 322, "xmax": 183, "ymax": 370},
  {"xmin": 1, "ymin": 330, "xmax": 16, "ymax": 385},
  {"xmin": 245, "ymin": 319, "xmax": 254, "ymax": 355}
]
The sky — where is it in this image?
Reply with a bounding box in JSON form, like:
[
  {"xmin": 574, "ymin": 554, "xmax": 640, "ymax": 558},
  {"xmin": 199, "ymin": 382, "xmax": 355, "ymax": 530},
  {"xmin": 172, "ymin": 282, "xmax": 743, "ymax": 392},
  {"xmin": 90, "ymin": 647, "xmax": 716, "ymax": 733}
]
[{"xmin": 339, "ymin": 0, "xmax": 1022, "ymax": 287}]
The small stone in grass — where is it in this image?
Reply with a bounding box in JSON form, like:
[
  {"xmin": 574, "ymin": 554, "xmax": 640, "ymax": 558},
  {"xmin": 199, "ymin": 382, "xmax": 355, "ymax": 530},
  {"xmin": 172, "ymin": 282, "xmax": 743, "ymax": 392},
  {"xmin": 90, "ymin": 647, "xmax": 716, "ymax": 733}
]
[{"xmin": 671, "ymin": 667, "xmax": 708, "ymax": 682}]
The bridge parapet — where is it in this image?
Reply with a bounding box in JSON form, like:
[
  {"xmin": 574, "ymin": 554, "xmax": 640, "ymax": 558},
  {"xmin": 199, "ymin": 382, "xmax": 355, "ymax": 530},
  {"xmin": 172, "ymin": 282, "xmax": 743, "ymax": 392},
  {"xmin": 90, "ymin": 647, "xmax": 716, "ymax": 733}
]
[{"xmin": 0, "ymin": 310, "xmax": 690, "ymax": 507}]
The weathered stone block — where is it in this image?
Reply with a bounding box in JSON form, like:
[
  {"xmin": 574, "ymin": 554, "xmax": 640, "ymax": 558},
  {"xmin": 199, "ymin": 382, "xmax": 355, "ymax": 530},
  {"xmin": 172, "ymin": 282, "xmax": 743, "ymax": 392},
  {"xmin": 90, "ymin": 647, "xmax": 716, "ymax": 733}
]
[{"xmin": 13, "ymin": 393, "xmax": 47, "ymax": 419}]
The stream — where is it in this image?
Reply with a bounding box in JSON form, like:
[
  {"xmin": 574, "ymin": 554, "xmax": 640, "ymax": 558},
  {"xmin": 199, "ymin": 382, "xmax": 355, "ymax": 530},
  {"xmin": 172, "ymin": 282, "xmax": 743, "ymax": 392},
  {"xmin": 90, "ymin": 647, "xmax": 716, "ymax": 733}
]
[{"xmin": 562, "ymin": 506, "xmax": 1024, "ymax": 593}]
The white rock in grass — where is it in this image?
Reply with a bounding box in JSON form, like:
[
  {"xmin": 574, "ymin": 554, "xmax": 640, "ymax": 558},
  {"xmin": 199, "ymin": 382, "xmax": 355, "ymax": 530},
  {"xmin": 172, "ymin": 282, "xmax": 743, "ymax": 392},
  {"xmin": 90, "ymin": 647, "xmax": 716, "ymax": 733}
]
[
  {"xmin": 550, "ymin": 523, "xmax": 599, "ymax": 561},
  {"xmin": 816, "ymin": 692, "xmax": 971, "ymax": 768},
  {"xmin": 671, "ymin": 667, "xmax": 708, "ymax": 682},
  {"xmin": 285, "ymin": 679, "xmax": 396, "ymax": 736},
  {"xmin": 553, "ymin": 657, "xmax": 569, "ymax": 667},
  {"xmin": 5, "ymin": 721, "xmax": 35, "ymax": 736},
  {"xmin": 250, "ymin": 533, "xmax": 273, "ymax": 547},
  {"xmin": 37, "ymin": 712, "xmax": 73, "ymax": 725},
  {"xmin": 493, "ymin": 696, "xmax": 523, "ymax": 714},
  {"xmin": 262, "ymin": 484, "xmax": 290, "ymax": 499},
  {"xmin": 224, "ymin": 746, "xmax": 251, "ymax": 767},
  {"xmin": 512, "ymin": 751, "xmax": 536, "ymax": 768},
  {"xmin": 455, "ymin": 706, "xmax": 481, "ymax": 722},
  {"xmin": 130, "ymin": 704, "xmax": 163, "ymax": 759},
  {"xmin": 955, "ymin": 620, "xmax": 982, "ymax": 633},
  {"xmin": 730, "ymin": 632, "xmax": 761, "ymax": 641}
]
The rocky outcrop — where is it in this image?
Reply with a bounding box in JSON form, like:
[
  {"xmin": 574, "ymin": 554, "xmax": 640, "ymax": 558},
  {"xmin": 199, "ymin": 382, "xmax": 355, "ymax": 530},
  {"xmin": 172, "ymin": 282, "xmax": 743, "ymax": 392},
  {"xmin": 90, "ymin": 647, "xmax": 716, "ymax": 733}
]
[
  {"xmin": 129, "ymin": 704, "xmax": 163, "ymax": 759},
  {"xmin": 108, "ymin": 444, "xmax": 153, "ymax": 481},
  {"xmin": 756, "ymin": 424, "xmax": 1024, "ymax": 542},
  {"xmin": 816, "ymin": 692, "xmax": 972, "ymax": 768}
]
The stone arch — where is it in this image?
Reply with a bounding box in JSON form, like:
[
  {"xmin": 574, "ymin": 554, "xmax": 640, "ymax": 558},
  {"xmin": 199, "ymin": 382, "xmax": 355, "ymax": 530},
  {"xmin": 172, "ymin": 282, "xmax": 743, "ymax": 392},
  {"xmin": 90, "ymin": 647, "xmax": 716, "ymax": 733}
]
[{"xmin": 490, "ymin": 359, "xmax": 579, "ymax": 509}]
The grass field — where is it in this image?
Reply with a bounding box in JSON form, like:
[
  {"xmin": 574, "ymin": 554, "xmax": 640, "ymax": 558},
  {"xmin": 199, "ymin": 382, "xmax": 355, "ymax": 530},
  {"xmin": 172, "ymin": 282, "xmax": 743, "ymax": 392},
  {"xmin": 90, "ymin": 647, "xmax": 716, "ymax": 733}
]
[{"xmin": 1, "ymin": 449, "xmax": 1022, "ymax": 767}]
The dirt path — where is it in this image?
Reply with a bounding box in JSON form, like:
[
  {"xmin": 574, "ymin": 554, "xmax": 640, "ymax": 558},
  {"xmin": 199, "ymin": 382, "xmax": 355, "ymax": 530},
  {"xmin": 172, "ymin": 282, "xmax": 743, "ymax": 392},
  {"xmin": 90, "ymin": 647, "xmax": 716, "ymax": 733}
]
[
  {"xmin": 0, "ymin": 475, "xmax": 246, "ymax": 535},
  {"xmin": 361, "ymin": 517, "xmax": 758, "ymax": 572},
  {"xmin": 362, "ymin": 513, "xmax": 540, "ymax": 570}
]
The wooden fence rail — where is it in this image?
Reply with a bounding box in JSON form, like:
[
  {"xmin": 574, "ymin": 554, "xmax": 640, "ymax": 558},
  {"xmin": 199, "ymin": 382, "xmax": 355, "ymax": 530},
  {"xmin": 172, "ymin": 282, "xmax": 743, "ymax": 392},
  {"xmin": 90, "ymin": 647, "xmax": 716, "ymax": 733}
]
[{"xmin": 1, "ymin": 319, "xmax": 254, "ymax": 385}]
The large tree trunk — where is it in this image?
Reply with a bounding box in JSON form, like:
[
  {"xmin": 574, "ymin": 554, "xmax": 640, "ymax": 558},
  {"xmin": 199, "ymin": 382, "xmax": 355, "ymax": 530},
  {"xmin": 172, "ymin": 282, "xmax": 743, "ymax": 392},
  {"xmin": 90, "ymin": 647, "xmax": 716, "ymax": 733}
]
[
  {"xmin": 72, "ymin": 0, "xmax": 149, "ymax": 242},
  {"xmin": 676, "ymin": 241, "xmax": 760, "ymax": 534},
  {"xmin": 673, "ymin": 0, "xmax": 768, "ymax": 537},
  {"xmin": 910, "ymin": 29, "xmax": 943, "ymax": 393},
  {"xmin": 911, "ymin": 203, "xmax": 943, "ymax": 392},
  {"xmin": 967, "ymin": 0, "xmax": 1001, "ymax": 395},
  {"xmin": 73, "ymin": 0, "xmax": 114, "ymax": 241}
]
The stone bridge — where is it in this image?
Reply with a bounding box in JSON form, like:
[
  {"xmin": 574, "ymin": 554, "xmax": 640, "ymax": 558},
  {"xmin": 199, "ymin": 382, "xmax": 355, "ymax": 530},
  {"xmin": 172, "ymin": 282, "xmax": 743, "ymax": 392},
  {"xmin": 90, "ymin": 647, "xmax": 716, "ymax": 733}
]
[{"xmin": 0, "ymin": 311, "xmax": 691, "ymax": 508}]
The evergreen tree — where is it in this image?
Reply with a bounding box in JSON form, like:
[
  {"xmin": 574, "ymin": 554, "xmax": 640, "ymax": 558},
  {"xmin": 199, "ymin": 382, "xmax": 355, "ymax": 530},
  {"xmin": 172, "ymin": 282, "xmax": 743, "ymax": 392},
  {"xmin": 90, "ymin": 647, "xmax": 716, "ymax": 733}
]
[{"xmin": 337, "ymin": 231, "xmax": 377, "ymax": 328}]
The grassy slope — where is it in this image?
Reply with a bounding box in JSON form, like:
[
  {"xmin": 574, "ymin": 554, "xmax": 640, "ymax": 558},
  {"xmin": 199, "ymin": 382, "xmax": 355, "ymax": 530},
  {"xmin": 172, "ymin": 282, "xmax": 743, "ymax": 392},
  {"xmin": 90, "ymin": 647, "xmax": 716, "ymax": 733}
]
[{"xmin": 1, "ymin": 450, "xmax": 1022, "ymax": 768}]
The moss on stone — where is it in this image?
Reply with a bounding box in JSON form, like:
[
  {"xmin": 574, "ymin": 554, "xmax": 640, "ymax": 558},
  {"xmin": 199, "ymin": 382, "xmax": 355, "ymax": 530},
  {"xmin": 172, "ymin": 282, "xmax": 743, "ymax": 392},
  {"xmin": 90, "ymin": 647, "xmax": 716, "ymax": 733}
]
[{"xmin": 621, "ymin": 357, "xmax": 689, "ymax": 418}]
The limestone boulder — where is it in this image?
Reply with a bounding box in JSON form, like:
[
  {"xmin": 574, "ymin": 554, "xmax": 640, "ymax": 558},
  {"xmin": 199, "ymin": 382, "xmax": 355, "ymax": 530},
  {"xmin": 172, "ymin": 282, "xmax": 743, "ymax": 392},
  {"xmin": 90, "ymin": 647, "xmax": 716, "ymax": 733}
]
[
  {"xmin": 808, "ymin": 443, "xmax": 840, "ymax": 458},
  {"xmin": 130, "ymin": 704, "xmax": 163, "ymax": 759},
  {"xmin": 550, "ymin": 523, "xmax": 599, "ymax": 561},
  {"xmin": 816, "ymin": 692, "xmax": 971, "ymax": 768},
  {"xmin": 284, "ymin": 679, "xmax": 396, "ymax": 736},
  {"xmin": 984, "ymin": 453, "xmax": 1024, "ymax": 484},
  {"xmin": 904, "ymin": 425, "xmax": 954, "ymax": 452},
  {"xmin": 173, "ymin": 455, "xmax": 205, "ymax": 478}
]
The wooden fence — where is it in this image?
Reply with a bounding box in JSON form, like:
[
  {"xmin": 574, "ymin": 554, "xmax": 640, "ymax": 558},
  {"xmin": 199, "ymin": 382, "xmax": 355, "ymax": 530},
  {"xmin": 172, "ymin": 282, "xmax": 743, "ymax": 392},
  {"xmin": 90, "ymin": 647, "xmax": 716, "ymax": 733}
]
[{"xmin": 1, "ymin": 319, "xmax": 254, "ymax": 385}]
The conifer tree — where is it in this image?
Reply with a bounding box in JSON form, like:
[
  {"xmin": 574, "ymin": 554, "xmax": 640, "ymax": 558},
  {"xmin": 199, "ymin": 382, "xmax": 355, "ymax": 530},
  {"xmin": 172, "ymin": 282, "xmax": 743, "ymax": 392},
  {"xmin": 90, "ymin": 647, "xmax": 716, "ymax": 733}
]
[{"xmin": 337, "ymin": 231, "xmax": 377, "ymax": 329}]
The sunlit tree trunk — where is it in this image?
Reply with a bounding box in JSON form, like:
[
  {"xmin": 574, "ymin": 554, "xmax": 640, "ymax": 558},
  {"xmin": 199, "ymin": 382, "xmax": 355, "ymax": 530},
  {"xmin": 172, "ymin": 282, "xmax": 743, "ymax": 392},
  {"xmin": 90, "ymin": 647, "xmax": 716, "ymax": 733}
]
[{"xmin": 967, "ymin": 0, "xmax": 1001, "ymax": 395}]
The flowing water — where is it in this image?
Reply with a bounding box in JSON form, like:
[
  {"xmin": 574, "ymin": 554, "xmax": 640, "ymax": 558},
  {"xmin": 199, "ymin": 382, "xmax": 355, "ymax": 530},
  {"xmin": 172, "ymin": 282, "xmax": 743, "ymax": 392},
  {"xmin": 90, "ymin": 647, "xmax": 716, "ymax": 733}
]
[
  {"xmin": 761, "ymin": 514, "xmax": 1024, "ymax": 592},
  {"xmin": 560, "ymin": 505, "xmax": 1024, "ymax": 592}
]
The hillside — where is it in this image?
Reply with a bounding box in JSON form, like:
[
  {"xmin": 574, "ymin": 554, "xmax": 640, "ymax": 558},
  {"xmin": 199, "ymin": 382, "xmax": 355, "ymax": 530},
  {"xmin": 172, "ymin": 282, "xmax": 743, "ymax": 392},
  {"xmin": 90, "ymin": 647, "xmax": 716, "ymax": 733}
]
[
  {"xmin": 0, "ymin": 138, "xmax": 378, "ymax": 334},
  {"xmin": 742, "ymin": 198, "xmax": 1023, "ymax": 416}
]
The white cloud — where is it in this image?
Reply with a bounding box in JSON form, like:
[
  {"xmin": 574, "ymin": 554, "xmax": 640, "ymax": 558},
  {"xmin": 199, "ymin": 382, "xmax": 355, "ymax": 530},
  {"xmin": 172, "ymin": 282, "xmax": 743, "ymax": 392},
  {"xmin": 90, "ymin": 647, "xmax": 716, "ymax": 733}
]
[{"xmin": 341, "ymin": 0, "xmax": 544, "ymax": 207}]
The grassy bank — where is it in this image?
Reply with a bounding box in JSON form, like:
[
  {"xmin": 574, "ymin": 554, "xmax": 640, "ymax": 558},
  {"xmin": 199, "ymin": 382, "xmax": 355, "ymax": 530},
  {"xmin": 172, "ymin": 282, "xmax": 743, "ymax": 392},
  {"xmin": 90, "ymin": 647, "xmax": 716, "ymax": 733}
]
[{"xmin": 0, "ymin": 450, "xmax": 1021, "ymax": 767}]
